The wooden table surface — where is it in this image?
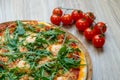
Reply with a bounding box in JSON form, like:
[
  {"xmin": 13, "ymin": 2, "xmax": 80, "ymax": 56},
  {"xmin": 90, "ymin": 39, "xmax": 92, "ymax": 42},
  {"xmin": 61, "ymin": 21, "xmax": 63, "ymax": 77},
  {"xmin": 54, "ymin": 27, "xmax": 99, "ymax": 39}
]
[{"xmin": 0, "ymin": 0, "xmax": 120, "ymax": 80}]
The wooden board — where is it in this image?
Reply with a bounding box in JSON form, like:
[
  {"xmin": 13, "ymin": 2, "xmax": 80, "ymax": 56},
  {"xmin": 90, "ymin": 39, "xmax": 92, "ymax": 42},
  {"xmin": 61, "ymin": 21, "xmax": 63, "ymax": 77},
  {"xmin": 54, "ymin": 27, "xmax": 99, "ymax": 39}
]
[
  {"xmin": 1, "ymin": 0, "xmax": 120, "ymax": 80},
  {"xmin": 0, "ymin": 20, "xmax": 92, "ymax": 80}
]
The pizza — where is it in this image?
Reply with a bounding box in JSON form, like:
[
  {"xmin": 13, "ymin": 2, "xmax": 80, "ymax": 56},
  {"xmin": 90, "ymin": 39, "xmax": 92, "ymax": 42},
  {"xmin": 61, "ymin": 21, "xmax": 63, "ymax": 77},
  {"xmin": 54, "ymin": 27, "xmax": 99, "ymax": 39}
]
[{"xmin": 0, "ymin": 20, "xmax": 91, "ymax": 80}]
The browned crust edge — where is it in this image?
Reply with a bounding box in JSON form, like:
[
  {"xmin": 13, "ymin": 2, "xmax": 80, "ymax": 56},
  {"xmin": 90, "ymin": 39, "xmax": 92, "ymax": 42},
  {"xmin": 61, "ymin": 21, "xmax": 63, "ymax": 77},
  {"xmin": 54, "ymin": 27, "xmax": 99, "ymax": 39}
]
[{"xmin": 0, "ymin": 20, "xmax": 92, "ymax": 80}]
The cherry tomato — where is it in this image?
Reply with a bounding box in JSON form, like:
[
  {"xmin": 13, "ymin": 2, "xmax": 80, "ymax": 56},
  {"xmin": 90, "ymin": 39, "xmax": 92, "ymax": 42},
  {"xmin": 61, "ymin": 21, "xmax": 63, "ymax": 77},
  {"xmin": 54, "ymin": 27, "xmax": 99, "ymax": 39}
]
[
  {"xmin": 75, "ymin": 18, "xmax": 90, "ymax": 31},
  {"xmin": 84, "ymin": 27, "xmax": 96, "ymax": 40},
  {"xmin": 52, "ymin": 8, "xmax": 63, "ymax": 16},
  {"xmin": 61, "ymin": 14, "xmax": 72, "ymax": 25},
  {"xmin": 93, "ymin": 22, "xmax": 107, "ymax": 34},
  {"xmin": 83, "ymin": 12, "xmax": 95, "ymax": 25},
  {"xmin": 92, "ymin": 34, "xmax": 105, "ymax": 48},
  {"xmin": 71, "ymin": 10, "xmax": 83, "ymax": 21},
  {"xmin": 50, "ymin": 14, "xmax": 61, "ymax": 25}
]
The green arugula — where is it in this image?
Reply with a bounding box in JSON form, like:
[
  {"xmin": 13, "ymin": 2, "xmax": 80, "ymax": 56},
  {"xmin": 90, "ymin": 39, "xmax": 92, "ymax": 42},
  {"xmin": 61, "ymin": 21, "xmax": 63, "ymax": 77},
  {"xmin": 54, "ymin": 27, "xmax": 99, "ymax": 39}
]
[
  {"xmin": 42, "ymin": 28, "xmax": 65, "ymax": 41},
  {"xmin": 34, "ymin": 46, "xmax": 81, "ymax": 79},
  {"xmin": 15, "ymin": 20, "xmax": 25, "ymax": 35},
  {"xmin": 4, "ymin": 28, "xmax": 19, "ymax": 52},
  {"xmin": 0, "ymin": 21, "xmax": 84, "ymax": 80},
  {"xmin": 25, "ymin": 50, "xmax": 51, "ymax": 63},
  {"xmin": 34, "ymin": 34, "xmax": 48, "ymax": 47},
  {"xmin": 27, "ymin": 24, "xmax": 35, "ymax": 31},
  {"xmin": 57, "ymin": 46, "xmax": 80, "ymax": 71}
]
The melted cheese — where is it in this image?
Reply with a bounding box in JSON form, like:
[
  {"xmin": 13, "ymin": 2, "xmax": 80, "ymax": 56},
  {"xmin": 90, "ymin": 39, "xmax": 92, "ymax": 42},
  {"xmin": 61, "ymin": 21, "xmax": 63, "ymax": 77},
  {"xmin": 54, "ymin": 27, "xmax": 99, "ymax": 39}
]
[
  {"xmin": 26, "ymin": 36, "xmax": 36, "ymax": 43},
  {"xmin": 47, "ymin": 44, "xmax": 62, "ymax": 56},
  {"xmin": 17, "ymin": 60, "xmax": 30, "ymax": 69},
  {"xmin": 25, "ymin": 32, "xmax": 36, "ymax": 43},
  {"xmin": 38, "ymin": 22, "xmax": 51, "ymax": 26},
  {"xmin": 20, "ymin": 75, "xmax": 34, "ymax": 80},
  {"xmin": 56, "ymin": 77, "xmax": 66, "ymax": 80},
  {"xmin": 78, "ymin": 52, "xmax": 87, "ymax": 80}
]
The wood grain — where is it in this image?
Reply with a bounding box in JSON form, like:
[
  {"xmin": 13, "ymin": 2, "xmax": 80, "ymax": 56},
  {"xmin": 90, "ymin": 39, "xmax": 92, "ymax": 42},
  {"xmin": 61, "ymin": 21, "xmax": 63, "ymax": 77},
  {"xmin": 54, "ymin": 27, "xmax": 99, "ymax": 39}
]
[{"xmin": 0, "ymin": 0, "xmax": 120, "ymax": 80}]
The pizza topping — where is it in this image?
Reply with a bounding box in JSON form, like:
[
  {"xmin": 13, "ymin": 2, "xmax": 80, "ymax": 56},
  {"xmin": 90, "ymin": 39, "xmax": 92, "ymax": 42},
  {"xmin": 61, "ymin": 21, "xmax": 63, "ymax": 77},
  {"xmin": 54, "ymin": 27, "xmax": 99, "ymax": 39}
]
[
  {"xmin": 38, "ymin": 57, "xmax": 51, "ymax": 65},
  {"xmin": 57, "ymin": 34, "xmax": 64, "ymax": 43},
  {"xmin": 19, "ymin": 75, "xmax": 34, "ymax": 80},
  {"xmin": 15, "ymin": 20, "xmax": 25, "ymax": 35},
  {"xmin": 45, "ymin": 26, "xmax": 52, "ymax": 31},
  {"xmin": 19, "ymin": 75, "xmax": 29, "ymax": 80},
  {"xmin": 8, "ymin": 59, "xmax": 20, "ymax": 68},
  {"xmin": 17, "ymin": 60, "xmax": 30, "ymax": 69},
  {"xmin": 26, "ymin": 36, "xmax": 36, "ymax": 43},
  {"xmin": 0, "ymin": 21, "xmax": 86, "ymax": 80},
  {"xmin": 56, "ymin": 76, "xmax": 66, "ymax": 80},
  {"xmin": 47, "ymin": 44, "xmax": 62, "ymax": 56},
  {"xmin": 19, "ymin": 46, "xmax": 28, "ymax": 53},
  {"xmin": 0, "ymin": 56, "xmax": 8, "ymax": 62},
  {"xmin": 0, "ymin": 48, "xmax": 8, "ymax": 54}
]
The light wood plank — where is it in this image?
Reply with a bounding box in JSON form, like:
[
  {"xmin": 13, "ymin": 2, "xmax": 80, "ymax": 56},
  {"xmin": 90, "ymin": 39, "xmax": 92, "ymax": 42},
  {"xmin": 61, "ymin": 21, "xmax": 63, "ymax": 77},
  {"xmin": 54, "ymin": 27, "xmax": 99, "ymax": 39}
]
[{"xmin": 0, "ymin": 0, "xmax": 120, "ymax": 80}]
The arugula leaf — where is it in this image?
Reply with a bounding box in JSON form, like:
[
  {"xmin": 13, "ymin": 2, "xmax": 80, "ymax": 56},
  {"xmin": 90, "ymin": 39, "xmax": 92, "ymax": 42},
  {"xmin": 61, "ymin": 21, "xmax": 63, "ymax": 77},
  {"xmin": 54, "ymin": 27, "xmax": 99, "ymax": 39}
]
[
  {"xmin": 42, "ymin": 29, "xmax": 64, "ymax": 39},
  {"xmin": 67, "ymin": 47, "xmax": 74, "ymax": 53},
  {"xmin": 0, "ymin": 70, "xmax": 19, "ymax": 80},
  {"xmin": 35, "ymin": 50, "xmax": 51, "ymax": 56},
  {"xmin": 25, "ymin": 50, "xmax": 51, "ymax": 63},
  {"xmin": 57, "ymin": 46, "xmax": 69, "ymax": 70},
  {"xmin": 4, "ymin": 28, "xmax": 19, "ymax": 52},
  {"xmin": 41, "ymin": 77, "xmax": 49, "ymax": 80},
  {"xmin": 39, "ymin": 67, "xmax": 45, "ymax": 78},
  {"xmin": 57, "ymin": 46, "xmax": 67, "ymax": 57},
  {"xmin": 25, "ymin": 43, "xmax": 35, "ymax": 51},
  {"xmin": 36, "ymin": 37, "xmax": 47, "ymax": 44},
  {"xmin": 34, "ymin": 36, "xmax": 48, "ymax": 47},
  {"xmin": 15, "ymin": 20, "xmax": 25, "ymax": 35},
  {"xmin": 27, "ymin": 24, "xmax": 35, "ymax": 31},
  {"xmin": 57, "ymin": 46, "xmax": 81, "ymax": 70},
  {"xmin": 65, "ymin": 39, "xmax": 78, "ymax": 44},
  {"xmin": 25, "ymin": 34, "xmax": 48, "ymax": 50},
  {"xmin": 1, "ymin": 52, "xmax": 24, "ymax": 62},
  {"xmin": 75, "ymin": 48, "xmax": 81, "ymax": 52},
  {"xmin": 4, "ymin": 28, "xmax": 10, "ymax": 43},
  {"xmin": 47, "ymin": 72, "xmax": 56, "ymax": 80},
  {"xmin": 63, "ymin": 58, "xmax": 80, "ymax": 68}
]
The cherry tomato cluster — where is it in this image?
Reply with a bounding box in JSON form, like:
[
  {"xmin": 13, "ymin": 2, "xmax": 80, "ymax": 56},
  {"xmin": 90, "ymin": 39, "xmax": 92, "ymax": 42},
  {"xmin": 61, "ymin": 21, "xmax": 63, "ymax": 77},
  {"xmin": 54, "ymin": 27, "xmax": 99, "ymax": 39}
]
[
  {"xmin": 50, "ymin": 7, "xmax": 107, "ymax": 48},
  {"xmin": 50, "ymin": 8, "xmax": 73, "ymax": 25}
]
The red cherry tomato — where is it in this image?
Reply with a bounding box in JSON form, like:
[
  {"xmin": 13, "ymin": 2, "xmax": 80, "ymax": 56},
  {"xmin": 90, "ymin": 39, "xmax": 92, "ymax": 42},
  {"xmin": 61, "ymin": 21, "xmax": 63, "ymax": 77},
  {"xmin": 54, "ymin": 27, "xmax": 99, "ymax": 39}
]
[
  {"xmin": 75, "ymin": 18, "xmax": 90, "ymax": 31},
  {"xmin": 83, "ymin": 12, "xmax": 95, "ymax": 25},
  {"xmin": 61, "ymin": 14, "xmax": 72, "ymax": 25},
  {"xmin": 52, "ymin": 8, "xmax": 63, "ymax": 16},
  {"xmin": 92, "ymin": 34, "xmax": 105, "ymax": 48},
  {"xmin": 94, "ymin": 22, "xmax": 107, "ymax": 34},
  {"xmin": 71, "ymin": 10, "xmax": 83, "ymax": 21},
  {"xmin": 84, "ymin": 27, "xmax": 96, "ymax": 40},
  {"xmin": 50, "ymin": 14, "xmax": 61, "ymax": 25}
]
